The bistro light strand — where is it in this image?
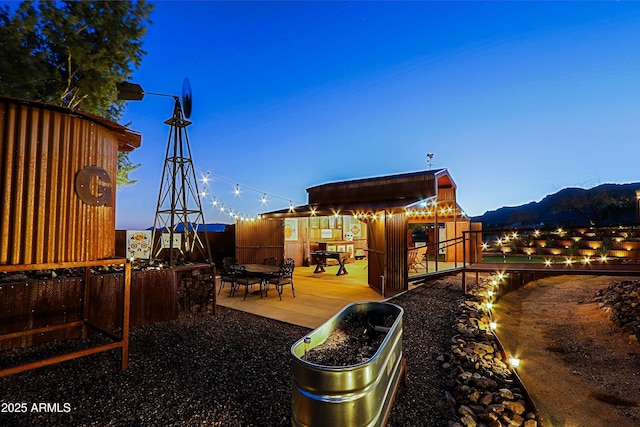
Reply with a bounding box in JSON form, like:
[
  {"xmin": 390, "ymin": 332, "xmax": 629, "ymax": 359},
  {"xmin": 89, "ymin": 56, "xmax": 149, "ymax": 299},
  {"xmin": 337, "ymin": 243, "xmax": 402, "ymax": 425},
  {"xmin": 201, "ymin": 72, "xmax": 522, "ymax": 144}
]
[{"xmin": 193, "ymin": 165, "xmax": 304, "ymax": 222}]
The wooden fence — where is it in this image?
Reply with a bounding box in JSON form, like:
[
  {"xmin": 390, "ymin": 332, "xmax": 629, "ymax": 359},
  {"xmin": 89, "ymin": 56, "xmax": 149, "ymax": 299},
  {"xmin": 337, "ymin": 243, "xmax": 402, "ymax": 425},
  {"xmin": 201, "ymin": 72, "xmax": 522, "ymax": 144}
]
[{"xmin": 0, "ymin": 264, "xmax": 214, "ymax": 351}]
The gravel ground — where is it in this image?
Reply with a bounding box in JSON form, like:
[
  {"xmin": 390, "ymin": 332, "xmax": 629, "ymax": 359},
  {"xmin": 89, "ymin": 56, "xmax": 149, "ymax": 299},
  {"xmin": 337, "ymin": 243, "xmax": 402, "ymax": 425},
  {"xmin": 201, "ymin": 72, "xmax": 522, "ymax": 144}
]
[{"xmin": 0, "ymin": 279, "xmax": 462, "ymax": 427}]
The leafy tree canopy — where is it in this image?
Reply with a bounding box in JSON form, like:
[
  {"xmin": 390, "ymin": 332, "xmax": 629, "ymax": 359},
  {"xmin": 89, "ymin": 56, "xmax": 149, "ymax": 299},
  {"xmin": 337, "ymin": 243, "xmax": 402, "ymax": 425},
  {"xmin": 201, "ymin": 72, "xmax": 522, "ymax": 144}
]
[{"xmin": 0, "ymin": 0, "xmax": 153, "ymax": 187}]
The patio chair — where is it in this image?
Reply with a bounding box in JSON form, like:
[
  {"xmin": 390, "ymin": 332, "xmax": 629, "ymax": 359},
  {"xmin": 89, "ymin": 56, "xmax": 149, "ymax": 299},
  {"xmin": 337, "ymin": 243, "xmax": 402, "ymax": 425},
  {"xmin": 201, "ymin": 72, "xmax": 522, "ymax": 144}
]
[
  {"xmin": 267, "ymin": 258, "xmax": 295, "ymax": 300},
  {"xmin": 230, "ymin": 265, "xmax": 263, "ymax": 300},
  {"xmin": 218, "ymin": 257, "xmax": 238, "ymax": 295},
  {"xmin": 408, "ymin": 248, "xmax": 420, "ymax": 273},
  {"xmin": 416, "ymin": 246, "xmax": 428, "ymax": 270},
  {"xmin": 263, "ymin": 257, "xmax": 277, "ymax": 266}
]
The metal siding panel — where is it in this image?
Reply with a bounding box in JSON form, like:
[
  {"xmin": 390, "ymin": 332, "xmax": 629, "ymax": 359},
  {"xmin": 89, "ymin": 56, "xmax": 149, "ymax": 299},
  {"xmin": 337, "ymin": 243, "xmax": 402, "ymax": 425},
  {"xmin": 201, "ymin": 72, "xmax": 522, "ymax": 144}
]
[
  {"xmin": 0, "ymin": 103, "xmax": 14, "ymax": 264},
  {"xmin": 1, "ymin": 100, "xmax": 121, "ymax": 265},
  {"xmin": 45, "ymin": 112, "xmax": 61, "ymax": 263},
  {"xmin": 11, "ymin": 106, "xmax": 28, "ymax": 264},
  {"xmin": 23, "ymin": 106, "xmax": 37, "ymax": 264},
  {"xmin": 34, "ymin": 109, "xmax": 49, "ymax": 263}
]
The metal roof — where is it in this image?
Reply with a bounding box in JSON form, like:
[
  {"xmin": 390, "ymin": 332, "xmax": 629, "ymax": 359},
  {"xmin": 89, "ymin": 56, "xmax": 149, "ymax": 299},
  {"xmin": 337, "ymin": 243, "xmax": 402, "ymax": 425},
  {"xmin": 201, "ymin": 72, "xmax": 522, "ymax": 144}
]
[
  {"xmin": 262, "ymin": 169, "xmax": 455, "ymax": 218},
  {"xmin": 0, "ymin": 95, "xmax": 141, "ymax": 152}
]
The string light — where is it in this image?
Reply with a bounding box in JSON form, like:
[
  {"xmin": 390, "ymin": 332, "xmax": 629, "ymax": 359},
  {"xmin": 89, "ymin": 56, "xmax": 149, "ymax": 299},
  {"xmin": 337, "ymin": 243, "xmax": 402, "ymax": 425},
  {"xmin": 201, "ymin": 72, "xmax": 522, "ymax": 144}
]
[{"xmin": 191, "ymin": 165, "xmax": 305, "ymax": 222}]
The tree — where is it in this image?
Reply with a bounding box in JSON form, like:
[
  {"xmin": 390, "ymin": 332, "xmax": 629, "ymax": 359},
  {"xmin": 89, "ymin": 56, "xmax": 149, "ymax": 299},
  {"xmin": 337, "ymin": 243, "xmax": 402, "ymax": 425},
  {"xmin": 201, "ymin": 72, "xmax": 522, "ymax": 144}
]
[{"xmin": 0, "ymin": 0, "xmax": 153, "ymax": 187}]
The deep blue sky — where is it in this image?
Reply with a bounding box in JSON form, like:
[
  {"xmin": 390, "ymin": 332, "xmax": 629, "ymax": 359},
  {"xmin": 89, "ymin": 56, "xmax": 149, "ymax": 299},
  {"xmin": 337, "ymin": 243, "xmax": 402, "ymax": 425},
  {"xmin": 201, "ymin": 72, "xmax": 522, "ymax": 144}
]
[{"xmin": 114, "ymin": 1, "xmax": 640, "ymax": 229}]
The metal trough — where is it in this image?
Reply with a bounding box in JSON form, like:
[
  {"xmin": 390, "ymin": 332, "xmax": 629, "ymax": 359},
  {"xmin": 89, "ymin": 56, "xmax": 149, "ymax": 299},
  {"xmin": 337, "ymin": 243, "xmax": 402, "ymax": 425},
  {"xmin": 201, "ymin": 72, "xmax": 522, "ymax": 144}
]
[{"xmin": 291, "ymin": 302, "xmax": 405, "ymax": 427}]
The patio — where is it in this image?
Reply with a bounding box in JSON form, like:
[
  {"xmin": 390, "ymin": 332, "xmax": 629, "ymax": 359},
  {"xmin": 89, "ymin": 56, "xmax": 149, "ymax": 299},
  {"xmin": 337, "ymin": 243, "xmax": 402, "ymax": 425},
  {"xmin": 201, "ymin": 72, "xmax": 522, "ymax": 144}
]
[{"xmin": 216, "ymin": 259, "xmax": 386, "ymax": 328}]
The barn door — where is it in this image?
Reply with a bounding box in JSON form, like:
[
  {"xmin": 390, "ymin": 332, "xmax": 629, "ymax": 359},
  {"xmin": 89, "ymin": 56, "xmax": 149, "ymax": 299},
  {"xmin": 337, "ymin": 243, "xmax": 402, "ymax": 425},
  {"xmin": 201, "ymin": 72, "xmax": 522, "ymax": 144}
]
[
  {"xmin": 235, "ymin": 218, "xmax": 284, "ymax": 264},
  {"xmin": 366, "ymin": 216, "xmax": 386, "ymax": 294}
]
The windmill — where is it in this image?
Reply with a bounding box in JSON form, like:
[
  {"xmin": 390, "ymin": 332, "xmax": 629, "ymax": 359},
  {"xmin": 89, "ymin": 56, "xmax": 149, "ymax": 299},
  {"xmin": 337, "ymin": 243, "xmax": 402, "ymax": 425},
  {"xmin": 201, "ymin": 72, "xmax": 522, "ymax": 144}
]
[{"xmin": 117, "ymin": 79, "xmax": 212, "ymax": 266}]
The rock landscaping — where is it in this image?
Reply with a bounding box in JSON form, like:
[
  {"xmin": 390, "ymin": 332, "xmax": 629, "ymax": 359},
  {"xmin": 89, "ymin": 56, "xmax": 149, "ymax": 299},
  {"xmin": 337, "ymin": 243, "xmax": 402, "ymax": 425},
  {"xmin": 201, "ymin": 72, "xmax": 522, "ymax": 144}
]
[
  {"xmin": 442, "ymin": 276, "xmax": 541, "ymax": 427},
  {"xmin": 594, "ymin": 279, "xmax": 640, "ymax": 341}
]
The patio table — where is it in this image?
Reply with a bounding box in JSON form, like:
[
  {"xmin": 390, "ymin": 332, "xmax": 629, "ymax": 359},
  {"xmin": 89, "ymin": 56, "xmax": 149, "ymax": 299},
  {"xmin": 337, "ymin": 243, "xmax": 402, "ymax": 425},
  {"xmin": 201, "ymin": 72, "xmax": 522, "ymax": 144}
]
[
  {"xmin": 240, "ymin": 264, "xmax": 282, "ymax": 297},
  {"xmin": 311, "ymin": 251, "xmax": 349, "ymax": 276}
]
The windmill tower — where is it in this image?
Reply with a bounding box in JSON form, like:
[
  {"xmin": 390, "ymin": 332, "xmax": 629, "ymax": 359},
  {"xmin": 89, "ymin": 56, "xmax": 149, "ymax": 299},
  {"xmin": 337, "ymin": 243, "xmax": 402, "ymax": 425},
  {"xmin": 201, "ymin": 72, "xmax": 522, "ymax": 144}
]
[{"xmin": 117, "ymin": 79, "xmax": 211, "ymax": 266}]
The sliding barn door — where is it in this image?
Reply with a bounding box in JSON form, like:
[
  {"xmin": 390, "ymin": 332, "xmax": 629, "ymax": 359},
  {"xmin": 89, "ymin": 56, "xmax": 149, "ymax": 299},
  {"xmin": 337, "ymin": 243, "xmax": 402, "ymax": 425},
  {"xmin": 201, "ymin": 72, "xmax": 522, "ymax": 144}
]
[{"xmin": 235, "ymin": 218, "xmax": 284, "ymax": 264}]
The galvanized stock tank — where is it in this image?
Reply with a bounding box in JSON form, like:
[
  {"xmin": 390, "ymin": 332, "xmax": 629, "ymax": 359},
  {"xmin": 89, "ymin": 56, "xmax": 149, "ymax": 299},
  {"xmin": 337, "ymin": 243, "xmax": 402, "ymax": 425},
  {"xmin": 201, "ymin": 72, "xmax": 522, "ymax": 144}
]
[{"xmin": 290, "ymin": 302, "xmax": 404, "ymax": 427}]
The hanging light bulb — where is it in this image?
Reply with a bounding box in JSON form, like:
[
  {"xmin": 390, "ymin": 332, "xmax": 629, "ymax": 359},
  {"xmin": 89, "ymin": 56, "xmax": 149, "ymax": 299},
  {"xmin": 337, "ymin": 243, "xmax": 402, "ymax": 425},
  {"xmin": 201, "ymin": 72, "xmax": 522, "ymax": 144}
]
[
  {"xmin": 211, "ymin": 198, "xmax": 218, "ymax": 207},
  {"xmin": 261, "ymin": 193, "xmax": 268, "ymax": 204},
  {"xmin": 234, "ymin": 185, "xmax": 240, "ymax": 196},
  {"xmin": 200, "ymin": 173, "xmax": 210, "ymax": 185}
]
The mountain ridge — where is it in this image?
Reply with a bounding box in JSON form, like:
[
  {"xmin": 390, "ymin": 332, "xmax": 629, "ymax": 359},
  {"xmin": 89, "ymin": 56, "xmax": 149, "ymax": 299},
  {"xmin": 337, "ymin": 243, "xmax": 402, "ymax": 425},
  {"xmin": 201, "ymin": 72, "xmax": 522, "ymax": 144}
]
[{"xmin": 472, "ymin": 182, "xmax": 640, "ymax": 228}]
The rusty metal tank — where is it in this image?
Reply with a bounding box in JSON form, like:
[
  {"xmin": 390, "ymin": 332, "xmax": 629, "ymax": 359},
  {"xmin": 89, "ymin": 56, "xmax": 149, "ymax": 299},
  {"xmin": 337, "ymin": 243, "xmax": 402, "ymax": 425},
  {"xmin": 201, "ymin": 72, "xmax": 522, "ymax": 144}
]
[
  {"xmin": 0, "ymin": 96, "xmax": 140, "ymax": 265},
  {"xmin": 290, "ymin": 301, "xmax": 404, "ymax": 427}
]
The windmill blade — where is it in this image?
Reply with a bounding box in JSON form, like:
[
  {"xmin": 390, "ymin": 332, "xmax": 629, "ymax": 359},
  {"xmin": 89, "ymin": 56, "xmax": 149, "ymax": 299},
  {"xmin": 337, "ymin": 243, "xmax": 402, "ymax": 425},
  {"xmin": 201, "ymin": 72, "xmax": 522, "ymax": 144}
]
[{"xmin": 182, "ymin": 78, "xmax": 192, "ymax": 118}]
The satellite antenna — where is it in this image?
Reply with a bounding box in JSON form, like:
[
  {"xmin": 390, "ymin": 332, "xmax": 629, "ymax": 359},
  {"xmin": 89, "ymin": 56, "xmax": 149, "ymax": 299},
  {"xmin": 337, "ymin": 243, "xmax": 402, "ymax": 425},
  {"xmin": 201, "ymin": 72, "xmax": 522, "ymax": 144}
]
[{"xmin": 117, "ymin": 78, "xmax": 211, "ymax": 266}]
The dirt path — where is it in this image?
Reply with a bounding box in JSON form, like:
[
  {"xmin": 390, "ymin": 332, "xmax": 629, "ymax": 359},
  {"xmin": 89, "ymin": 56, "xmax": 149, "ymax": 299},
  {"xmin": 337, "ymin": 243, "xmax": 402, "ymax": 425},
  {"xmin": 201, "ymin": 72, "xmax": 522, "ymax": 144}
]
[{"xmin": 493, "ymin": 275, "xmax": 640, "ymax": 427}]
